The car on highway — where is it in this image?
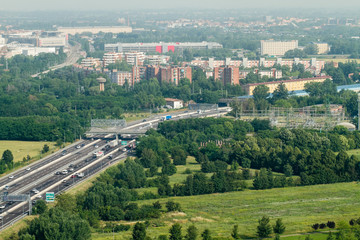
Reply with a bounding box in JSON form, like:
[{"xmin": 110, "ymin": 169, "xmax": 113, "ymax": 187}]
[
  {"xmin": 8, "ymin": 175, "xmax": 14, "ymax": 179},
  {"xmin": 4, "ymin": 185, "xmax": 9, "ymax": 190},
  {"xmin": 142, "ymin": 119, "xmax": 147, "ymax": 122},
  {"xmin": 55, "ymin": 171, "xmax": 61, "ymax": 175},
  {"xmin": 76, "ymin": 145, "xmax": 81, "ymax": 149},
  {"xmin": 61, "ymin": 150, "xmax": 67, "ymax": 156},
  {"xmin": 35, "ymin": 195, "xmax": 42, "ymax": 199},
  {"xmin": 61, "ymin": 170, "xmax": 68, "ymax": 175},
  {"xmin": 62, "ymin": 179, "xmax": 67, "ymax": 183},
  {"xmin": 0, "ymin": 205, "xmax": 5, "ymax": 209},
  {"xmin": 94, "ymin": 145, "xmax": 99, "ymax": 148},
  {"xmin": 26, "ymin": 167, "xmax": 31, "ymax": 171},
  {"xmin": 68, "ymin": 168, "xmax": 74, "ymax": 172},
  {"xmin": 108, "ymin": 155, "xmax": 113, "ymax": 159},
  {"xmin": 81, "ymin": 144, "xmax": 85, "ymax": 147},
  {"xmin": 31, "ymin": 189, "xmax": 39, "ymax": 194},
  {"xmin": 65, "ymin": 182, "xmax": 71, "ymax": 186}
]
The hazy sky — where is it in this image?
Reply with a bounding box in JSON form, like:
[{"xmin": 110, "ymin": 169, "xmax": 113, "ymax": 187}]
[{"xmin": 2, "ymin": 0, "xmax": 360, "ymax": 11}]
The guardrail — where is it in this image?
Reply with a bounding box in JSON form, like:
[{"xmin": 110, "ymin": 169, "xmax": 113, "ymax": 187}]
[
  {"xmin": 0, "ymin": 150, "xmax": 130, "ymax": 232},
  {"xmin": 0, "ymin": 210, "xmax": 28, "ymax": 230}
]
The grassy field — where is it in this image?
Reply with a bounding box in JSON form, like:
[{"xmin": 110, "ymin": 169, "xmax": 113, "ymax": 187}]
[
  {"xmin": 0, "ymin": 140, "xmax": 57, "ymax": 163},
  {"xmin": 3, "ymin": 154, "xmax": 359, "ymax": 240},
  {"xmin": 92, "ymin": 158, "xmax": 360, "ymax": 240},
  {"xmin": 122, "ymin": 182, "xmax": 359, "ymax": 240}
]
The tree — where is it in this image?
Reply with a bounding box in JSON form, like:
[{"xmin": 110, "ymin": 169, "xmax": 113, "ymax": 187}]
[
  {"xmin": 19, "ymin": 207, "xmax": 91, "ymax": 240},
  {"xmin": 272, "ymin": 83, "xmax": 288, "ymax": 103},
  {"xmin": 32, "ymin": 199, "xmax": 47, "ymax": 215},
  {"xmin": 42, "ymin": 144, "xmax": 50, "ymax": 154},
  {"xmin": 284, "ymin": 164, "xmax": 293, "ymax": 177},
  {"xmin": 201, "ymin": 229, "xmax": 212, "ymax": 240},
  {"xmin": 55, "ymin": 193, "xmax": 76, "ymax": 212},
  {"xmin": 162, "ymin": 163, "xmax": 177, "ymax": 176},
  {"xmin": 327, "ymin": 231, "xmax": 335, "ymax": 240},
  {"xmin": 231, "ymin": 225, "xmax": 241, "ymax": 239},
  {"xmin": 185, "ymin": 225, "xmax": 198, "ymax": 240},
  {"xmin": 169, "ymin": 223, "xmax": 183, "ymax": 240},
  {"xmin": 2, "ymin": 149, "xmax": 14, "ymax": 165},
  {"xmin": 273, "ymin": 218, "xmax": 286, "ymax": 234},
  {"xmin": 133, "ymin": 222, "xmax": 147, "ymax": 240},
  {"xmin": 166, "ymin": 201, "xmax": 182, "ymax": 212},
  {"xmin": 304, "ymin": 44, "xmax": 319, "ymax": 55},
  {"xmin": 253, "ymin": 85, "xmax": 269, "ymax": 103},
  {"xmin": 257, "ymin": 216, "xmax": 272, "ymax": 238}
]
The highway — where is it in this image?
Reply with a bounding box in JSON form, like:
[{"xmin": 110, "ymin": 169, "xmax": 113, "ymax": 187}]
[
  {"xmin": 0, "ymin": 107, "xmax": 231, "ymax": 230},
  {"xmin": 31, "ymin": 43, "xmax": 82, "ymax": 78}
]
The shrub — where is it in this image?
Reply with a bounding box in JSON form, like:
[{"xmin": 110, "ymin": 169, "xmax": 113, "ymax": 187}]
[
  {"xmin": 114, "ymin": 224, "xmax": 131, "ymax": 232},
  {"xmin": 327, "ymin": 221, "xmax": 336, "ymax": 229},
  {"xmin": 349, "ymin": 219, "xmax": 355, "ymax": 226},
  {"xmin": 166, "ymin": 200, "xmax": 182, "ymax": 212},
  {"xmin": 312, "ymin": 223, "xmax": 319, "ymax": 230},
  {"xmin": 319, "ymin": 223, "xmax": 326, "ymax": 229}
]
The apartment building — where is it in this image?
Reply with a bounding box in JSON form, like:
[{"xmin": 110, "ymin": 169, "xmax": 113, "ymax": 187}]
[
  {"xmin": 80, "ymin": 57, "xmax": 102, "ymax": 68},
  {"xmin": 260, "ymin": 40, "xmax": 299, "ymax": 56},
  {"xmin": 214, "ymin": 66, "xmax": 239, "ymax": 85},
  {"xmin": 313, "ymin": 42, "xmax": 330, "ymax": 54},
  {"xmin": 103, "ymin": 52, "xmax": 122, "ymax": 67},
  {"xmin": 107, "ymin": 70, "xmax": 132, "ymax": 86},
  {"xmin": 239, "ymin": 69, "xmax": 283, "ymax": 79},
  {"xmin": 160, "ymin": 66, "xmax": 192, "ymax": 85},
  {"xmin": 244, "ymin": 76, "xmax": 331, "ymax": 95},
  {"xmin": 125, "ymin": 52, "xmax": 145, "ymax": 66},
  {"xmin": 57, "ymin": 26, "xmax": 132, "ymax": 35},
  {"xmin": 105, "ymin": 41, "xmax": 222, "ymax": 53}
]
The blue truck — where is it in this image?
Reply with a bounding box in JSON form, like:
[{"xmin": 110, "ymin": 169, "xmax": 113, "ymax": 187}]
[{"xmin": 161, "ymin": 115, "xmax": 172, "ymax": 121}]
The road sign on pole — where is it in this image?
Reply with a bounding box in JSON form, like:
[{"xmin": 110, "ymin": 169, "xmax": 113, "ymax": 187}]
[
  {"xmin": 121, "ymin": 140, "xmax": 127, "ymax": 145},
  {"xmin": 45, "ymin": 192, "xmax": 55, "ymax": 202}
]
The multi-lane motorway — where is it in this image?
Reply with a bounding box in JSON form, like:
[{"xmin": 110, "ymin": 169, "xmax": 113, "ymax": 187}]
[{"xmin": 0, "ymin": 107, "xmax": 231, "ymax": 230}]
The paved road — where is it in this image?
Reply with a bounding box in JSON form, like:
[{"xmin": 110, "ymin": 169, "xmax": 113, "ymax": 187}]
[
  {"xmin": 0, "ymin": 107, "xmax": 232, "ymax": 230},
  {"xmin": 31, "ymin": 43, "xmax": 82, "ymax": 78}
]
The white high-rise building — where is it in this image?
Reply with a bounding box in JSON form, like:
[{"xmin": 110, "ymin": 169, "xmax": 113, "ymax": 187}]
[{"xmin": 261, "ymin": 40, "xmax": 298, "ymax": 56}]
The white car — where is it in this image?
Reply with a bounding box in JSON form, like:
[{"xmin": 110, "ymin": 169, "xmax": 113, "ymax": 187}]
[
  {"xmin": 8, "ymin": 175, "xmax": 14, "ymax": 179},
  {"xmin": 0, "ymin": 205, "xmax": 5, "ymax": 209},
  {"xmin": 26, "ymin": 167, "xmax": 31, "ymax": 171},
  {"xmin": 35, "ymin": 195, "xmax": 42, "ymax": 199},
  {"xmin": 4, "ymin": 186, "xmax": 9, "ymax": 190},
  {"xmin": 32, "ymin": 189, "xmax": 39, "ymax": 194}
]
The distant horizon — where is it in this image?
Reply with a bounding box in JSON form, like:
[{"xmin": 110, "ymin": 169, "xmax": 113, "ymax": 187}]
[{"xmin": 1, "ymin": 0, "xmax": 360, "ymax": 11}]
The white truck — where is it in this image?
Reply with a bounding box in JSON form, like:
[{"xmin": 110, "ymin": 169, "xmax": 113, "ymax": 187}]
[
  {"xmin": 109, "ymin": 140, "xmax": 118, "ymax": 147},
  {"xmin": 76, "ymin": 173, "xmax": 84, "ymax": 178},
  {"xmin": 93, "ymin": 151, "xmax": 104, "ymax": 158}
]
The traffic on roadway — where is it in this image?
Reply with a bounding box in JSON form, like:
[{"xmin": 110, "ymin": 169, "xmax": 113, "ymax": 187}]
[
  {"xmin": 0, "ymin": 106, "xmax": 232, "ymax": 230},
  {"xmin": 0, "ymin": 137, "xmax": 135, "ymax": 230}
]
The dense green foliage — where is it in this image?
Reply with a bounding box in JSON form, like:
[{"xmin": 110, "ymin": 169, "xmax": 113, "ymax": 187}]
[{"xmin": 19, "ymin": 207, "xmax": 91, "ymax": 240}]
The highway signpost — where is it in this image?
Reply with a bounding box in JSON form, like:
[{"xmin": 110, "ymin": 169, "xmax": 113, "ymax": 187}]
[
  {"xmin": 45, "ymin": 192, "xmax": 55, "ymax": 202},
  {"xmin": 121, "ymin": 141, "xmax": 127, "ymax": 145}
]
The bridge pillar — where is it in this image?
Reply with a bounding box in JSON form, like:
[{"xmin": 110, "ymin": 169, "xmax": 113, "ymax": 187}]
[{"xmin": 115, "ymin": 133, "xmax": 119, "ymax": 143}]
